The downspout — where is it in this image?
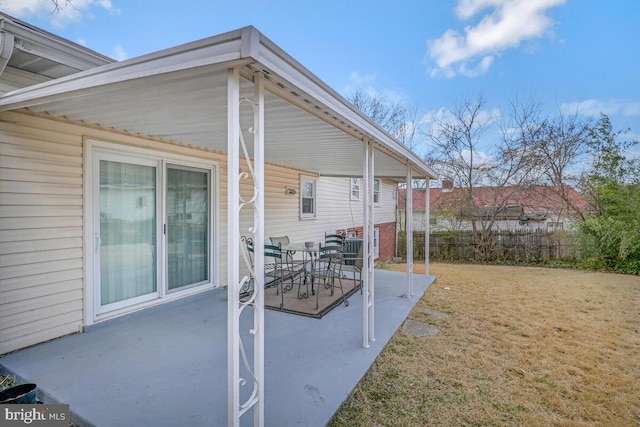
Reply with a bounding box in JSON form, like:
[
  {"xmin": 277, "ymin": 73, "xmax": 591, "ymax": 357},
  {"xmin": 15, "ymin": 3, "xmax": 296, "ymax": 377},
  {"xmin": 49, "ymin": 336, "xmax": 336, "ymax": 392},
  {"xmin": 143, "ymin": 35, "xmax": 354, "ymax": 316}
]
[{"xmin": 0, "ymin": 21, "xmax": 16, "ymax": 77}]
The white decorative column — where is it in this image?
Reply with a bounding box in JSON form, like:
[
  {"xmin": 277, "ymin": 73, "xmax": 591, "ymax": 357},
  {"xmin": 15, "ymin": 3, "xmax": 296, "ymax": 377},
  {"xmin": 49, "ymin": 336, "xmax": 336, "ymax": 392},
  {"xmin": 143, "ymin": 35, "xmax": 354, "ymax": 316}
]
[
  {"xmin": 405, "ymin": 167, "xmax": 414, "ymax": 298},
  {"xmin": 425, "ymin": 178, "xmax": 430, "ymax": 277},
  {"xmin": 362, "ymin": 138, "xmax": 375, "ymax": 347},
  {"xmin": 227, "ymin": 68, "xmax": 265, "ymax": 427}
]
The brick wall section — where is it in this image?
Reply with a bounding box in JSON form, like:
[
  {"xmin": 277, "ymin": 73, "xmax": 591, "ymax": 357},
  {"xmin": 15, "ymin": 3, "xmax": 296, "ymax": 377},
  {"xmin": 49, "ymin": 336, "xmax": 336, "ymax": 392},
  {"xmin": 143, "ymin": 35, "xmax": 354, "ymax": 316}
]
[{"xmin": 343, "ymin": 221, "xmax": 396, "ymax": 262}]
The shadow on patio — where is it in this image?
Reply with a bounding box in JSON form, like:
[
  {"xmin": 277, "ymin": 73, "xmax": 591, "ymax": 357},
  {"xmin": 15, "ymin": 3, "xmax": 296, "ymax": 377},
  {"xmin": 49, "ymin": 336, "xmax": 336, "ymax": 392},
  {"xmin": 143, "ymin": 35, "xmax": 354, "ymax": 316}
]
[{"xmin": 0, "ymin": 269, "xmax": 434, "ymax": 426}]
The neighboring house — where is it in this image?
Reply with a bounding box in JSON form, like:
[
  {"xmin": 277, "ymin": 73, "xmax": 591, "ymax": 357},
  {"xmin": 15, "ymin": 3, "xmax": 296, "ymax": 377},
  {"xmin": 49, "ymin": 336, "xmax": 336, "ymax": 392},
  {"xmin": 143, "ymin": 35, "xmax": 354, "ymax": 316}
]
[
  {"xmin": 0, "ymin": 14, "xmax": 437, "ymax": 423},
  {"xmin": 399, "ymin": 184, "xmax": 590, "ymax": 233}
]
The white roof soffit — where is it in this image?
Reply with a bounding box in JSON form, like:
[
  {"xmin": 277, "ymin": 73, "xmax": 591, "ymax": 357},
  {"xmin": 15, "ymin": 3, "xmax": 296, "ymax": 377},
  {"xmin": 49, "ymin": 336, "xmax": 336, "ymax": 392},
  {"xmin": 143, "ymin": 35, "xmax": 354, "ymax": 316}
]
[
  {"xmin": 0, "ymin": 25, "xmax": 436, "ymax": 179},
  {"xmin": 0, "ymin": 13, "xmax": 113, "ymax": 73}
]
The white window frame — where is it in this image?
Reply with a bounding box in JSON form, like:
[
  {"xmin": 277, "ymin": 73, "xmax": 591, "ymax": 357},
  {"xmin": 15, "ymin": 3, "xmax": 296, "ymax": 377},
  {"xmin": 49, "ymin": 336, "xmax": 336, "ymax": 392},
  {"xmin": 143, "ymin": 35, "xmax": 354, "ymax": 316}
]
[
  {"xmin": 350, "ymin": 177, "xmax": 360, "ymax": 200},
  {"xmin": 84, "ymin": 138, "xmax": 219, "ymax": 325},
  {"xmin": 373, "ymin": 179, "xmax": 381, "ymax": 205},
  {"xmin": 300, "ymin": 175, "xmax": 317, "ymax": 219}
]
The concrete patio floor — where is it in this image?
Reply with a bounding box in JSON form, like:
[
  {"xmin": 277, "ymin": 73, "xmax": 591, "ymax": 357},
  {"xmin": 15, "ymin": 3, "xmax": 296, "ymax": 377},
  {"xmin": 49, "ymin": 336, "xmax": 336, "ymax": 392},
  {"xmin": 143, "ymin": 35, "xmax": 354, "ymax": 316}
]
[{"xmin": 0, "ymin": 269, "xmax": 434, "ymax": 426}]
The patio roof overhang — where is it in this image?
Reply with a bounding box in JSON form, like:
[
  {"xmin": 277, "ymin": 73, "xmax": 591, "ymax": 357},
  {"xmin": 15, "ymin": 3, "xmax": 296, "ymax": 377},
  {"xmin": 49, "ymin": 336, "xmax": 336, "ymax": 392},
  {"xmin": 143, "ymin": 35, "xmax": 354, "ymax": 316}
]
[
  {"xmin": 0, "ymin": 26, "xmax": 436, "ymax": 180},
  {"xmin": 0, "ymin": 25, "xmax": 434, "ymax": 425}
]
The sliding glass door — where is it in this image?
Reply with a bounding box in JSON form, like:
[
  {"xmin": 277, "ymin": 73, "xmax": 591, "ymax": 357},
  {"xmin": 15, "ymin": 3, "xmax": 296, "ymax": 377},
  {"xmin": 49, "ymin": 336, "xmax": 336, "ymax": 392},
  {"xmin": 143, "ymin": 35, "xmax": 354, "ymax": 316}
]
[
  {"xmin": 166, "ymin": 165, "xmax": 210, "ymax": 291},
  {"xmin": 93, "ymin": 146, "xmax": 214, "ymax": 316},
  {"xmin": 99, "ymin": 159, "xmax": 159, "ymax": 307}
]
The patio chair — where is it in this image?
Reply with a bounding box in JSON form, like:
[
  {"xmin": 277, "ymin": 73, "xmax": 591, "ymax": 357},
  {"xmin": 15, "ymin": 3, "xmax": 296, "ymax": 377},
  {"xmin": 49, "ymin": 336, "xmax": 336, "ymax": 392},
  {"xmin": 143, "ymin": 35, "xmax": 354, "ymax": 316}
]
[
  {"xmin": 324, "ymin": 232, "xmax": 344, "ymax": 248},
  {"xmin": 314, "ymin": 244, "xmax": 349, "ymax": 309},
  {"xmin": 269, "ymin": 235, "xmax": 307, "ymax": 293},
  {"xmin": 264, "ymin": 243, "xmax": 289, "ymax": 310},
  {"xmin": 269, "ymin": 236, "xmax": 290, "ymax": 247},
  {"xmin": 243, "ymin": 238, "xmax": 292, "ymax": 309},
  {"xmin": 341, "ymin": 242, "xmax": 363, "ymax": 292},
  {"xmin": 240, "ymin": 235, "xmax": 255, "ymax": 294}
]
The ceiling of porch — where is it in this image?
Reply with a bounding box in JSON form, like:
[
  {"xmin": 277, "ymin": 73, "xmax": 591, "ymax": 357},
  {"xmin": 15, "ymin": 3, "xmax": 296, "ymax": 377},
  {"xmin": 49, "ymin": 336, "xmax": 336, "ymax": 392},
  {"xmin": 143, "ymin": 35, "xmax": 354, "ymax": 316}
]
[{"xmin": 0, "ymin": 26, "xmax": 436, "ymax": 180}]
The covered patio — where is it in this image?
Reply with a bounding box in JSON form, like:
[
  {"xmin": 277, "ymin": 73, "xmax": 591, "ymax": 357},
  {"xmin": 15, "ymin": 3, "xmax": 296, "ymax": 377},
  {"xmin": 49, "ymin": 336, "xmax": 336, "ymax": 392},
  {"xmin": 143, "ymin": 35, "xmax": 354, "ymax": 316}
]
[
  {"xmin": 0, "ymin": 269, "xmax": 434, "ymax": 426},
  {"xmin": 0, "ymin": 23, "xmax": 437, "ymax": 426}
]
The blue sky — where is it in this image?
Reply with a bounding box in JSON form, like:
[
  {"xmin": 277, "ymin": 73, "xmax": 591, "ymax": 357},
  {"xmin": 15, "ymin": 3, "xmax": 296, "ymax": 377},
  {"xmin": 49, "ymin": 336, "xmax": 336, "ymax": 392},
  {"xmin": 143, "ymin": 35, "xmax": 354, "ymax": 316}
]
[{"xmin": 3, "ymin": 0, "xmax": 640, "ymax": 155}]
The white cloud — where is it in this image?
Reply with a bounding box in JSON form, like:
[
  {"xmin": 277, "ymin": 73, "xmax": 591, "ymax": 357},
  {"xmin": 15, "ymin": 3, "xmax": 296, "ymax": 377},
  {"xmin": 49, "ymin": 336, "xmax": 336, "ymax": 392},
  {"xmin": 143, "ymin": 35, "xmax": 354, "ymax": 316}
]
[
  {"xmin": 111, "ymin": 44, "xmax": 127, "ymax": 61},
  {"xmin": 348, "ymin": 71, "xmax": 377, "ymax": 88},
  {"xmin": 427, "ymin": 0, "xmax": 566, "ymax": 78},
  {"xmin": 561, "ymin": 99, "xmax": 640, "ymax": 119},
  {"xmin": 346, "ymin": 72, "xmax": 379, "ymax": 98},
  {"xmin": 422, "ymin": 106, "xmax": 502, "ymax": 128},
  {"xmin": 2, "ymin": 0, "xmax": 119, "ymax": 28},
  {"xmin": 345, "ymin": 72, "xmax": 406, "ymax": 105}
]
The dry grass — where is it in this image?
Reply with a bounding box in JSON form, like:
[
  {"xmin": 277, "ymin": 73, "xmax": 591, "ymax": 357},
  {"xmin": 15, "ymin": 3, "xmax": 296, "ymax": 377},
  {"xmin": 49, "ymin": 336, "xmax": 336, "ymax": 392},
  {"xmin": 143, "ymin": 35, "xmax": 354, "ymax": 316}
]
[{"xmin": 330, "ymin": 263, "xmax": 640, "ymax": 427}]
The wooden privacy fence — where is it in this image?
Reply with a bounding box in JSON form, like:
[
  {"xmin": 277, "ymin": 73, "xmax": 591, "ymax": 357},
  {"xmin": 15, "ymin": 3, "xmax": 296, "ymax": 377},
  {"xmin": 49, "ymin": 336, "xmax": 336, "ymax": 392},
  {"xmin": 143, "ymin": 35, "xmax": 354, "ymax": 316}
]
[{"xmin": 400, "ymin": 230, "xmax": 577, "ymax": 262}]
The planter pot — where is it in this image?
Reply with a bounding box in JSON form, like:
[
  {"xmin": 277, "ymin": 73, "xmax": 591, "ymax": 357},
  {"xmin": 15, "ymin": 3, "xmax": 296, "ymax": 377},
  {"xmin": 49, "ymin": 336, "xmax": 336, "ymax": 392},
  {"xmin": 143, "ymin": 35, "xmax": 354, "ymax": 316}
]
[{"xmin": 0, "ymin": 383, "xmax": 37, "ymax": 404}]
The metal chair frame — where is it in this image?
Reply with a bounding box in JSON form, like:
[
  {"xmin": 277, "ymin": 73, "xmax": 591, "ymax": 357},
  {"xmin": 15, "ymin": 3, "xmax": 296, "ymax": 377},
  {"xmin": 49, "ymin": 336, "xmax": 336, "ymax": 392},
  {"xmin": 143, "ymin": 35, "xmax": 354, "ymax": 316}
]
[{"xmin": 314, "ymin": 243, "xmax": 349, "ymax": 309}]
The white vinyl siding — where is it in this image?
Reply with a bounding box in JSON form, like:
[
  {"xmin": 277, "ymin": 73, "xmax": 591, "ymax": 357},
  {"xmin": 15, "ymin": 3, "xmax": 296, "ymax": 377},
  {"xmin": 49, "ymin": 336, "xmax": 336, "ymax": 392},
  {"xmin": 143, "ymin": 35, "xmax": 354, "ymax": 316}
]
[
  {"xmin": 0, "ymin": 112, "xmax": 84, "ymax": 354},
  {"xmin": 0, "ymin": 111, "xmax": 227, "ymax": 354},
  {"xmin": 0, "ymin": 110, "xmax": 400, "ymax": 354},
  {"xmin": 261, "ymin": 176, "xmax": 397, "ymax": 244}
]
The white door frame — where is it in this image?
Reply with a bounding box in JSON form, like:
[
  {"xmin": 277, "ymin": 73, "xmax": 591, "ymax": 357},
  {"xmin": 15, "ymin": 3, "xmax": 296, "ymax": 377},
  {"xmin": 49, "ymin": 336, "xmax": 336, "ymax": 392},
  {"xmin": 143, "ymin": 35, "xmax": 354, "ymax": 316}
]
[{"xmin": 83, "ymin": 138, "xmax": 219, "ymax": 325}]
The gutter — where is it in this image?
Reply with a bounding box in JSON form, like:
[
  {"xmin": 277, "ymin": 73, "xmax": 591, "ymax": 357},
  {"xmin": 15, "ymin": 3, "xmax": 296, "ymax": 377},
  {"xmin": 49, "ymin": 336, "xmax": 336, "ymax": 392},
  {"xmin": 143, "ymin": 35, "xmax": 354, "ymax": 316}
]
[{"xmin": 0, "ymin": 19, "xmax": 15, "ymax": 77}]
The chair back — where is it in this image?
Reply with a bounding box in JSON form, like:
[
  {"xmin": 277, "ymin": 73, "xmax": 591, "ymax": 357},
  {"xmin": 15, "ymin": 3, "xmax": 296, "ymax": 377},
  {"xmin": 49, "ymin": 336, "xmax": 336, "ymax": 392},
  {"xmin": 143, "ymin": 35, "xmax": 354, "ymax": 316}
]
[
  {"xmin": 241, "ymin": 235, "xmax": 255, "ymax": 268},
  {"xmin": 243, "ymin": 238, "xmax": 284, "ymax": 268},
  {"xmin": 324, "ymin": 232, "xmax": 344, "ymax": 248},
  {"xmin": 264, "ymin": 243, "xmax": 283, "ymax": 262},
  {"xmin": 318, "ymin": 244, "xmax": 343, "ymax": 262},
  {"xmin": 354, "ymin": 243, "xmax": 364, "ymax": 270},
  {"xmin": 269, "ymin": 236, "xmax": 290, "ymax": 247}
]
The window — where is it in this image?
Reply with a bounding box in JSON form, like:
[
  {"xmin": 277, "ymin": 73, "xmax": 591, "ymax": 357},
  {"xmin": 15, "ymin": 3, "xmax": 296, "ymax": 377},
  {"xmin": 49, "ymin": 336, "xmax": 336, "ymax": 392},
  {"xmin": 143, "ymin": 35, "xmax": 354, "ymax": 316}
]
[
  {"xmin": 300, "ymin": 175, "xmax": 316, "ymax": 219},
  {"xmin": 350, "ymin": 177, "xmax": 379, "ymax": 203},
  {"xmin": 350, "ymin": 177, "xmax": 360, "ymax": 200},
  {"xmin": 373, "ymin": 179, "xmax": 380, "ymax": 204}
]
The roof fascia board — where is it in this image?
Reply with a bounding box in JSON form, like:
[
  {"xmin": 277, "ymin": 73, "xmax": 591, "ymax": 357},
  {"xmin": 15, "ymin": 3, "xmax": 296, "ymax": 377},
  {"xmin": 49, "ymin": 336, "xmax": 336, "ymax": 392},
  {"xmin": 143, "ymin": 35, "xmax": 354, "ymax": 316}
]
[
  {"xmin": 240, "ymin": 26, "xmax": 260, "ymax": 59},
  {"xmin": 0, "ymin": 27, "xmax": 253, "ymax": 110}
]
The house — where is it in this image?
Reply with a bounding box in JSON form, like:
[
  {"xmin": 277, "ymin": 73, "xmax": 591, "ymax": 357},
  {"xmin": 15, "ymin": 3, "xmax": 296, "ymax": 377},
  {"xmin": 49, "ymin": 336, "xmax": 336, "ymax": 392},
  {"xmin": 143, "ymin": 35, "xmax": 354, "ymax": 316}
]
[
  {"xmin": 0, "ymin": 13, "xmax": 437, "ymax": 424},
  {"xmin": 398, "ymin": 184, "xmax": 590, "ymax": 233}
]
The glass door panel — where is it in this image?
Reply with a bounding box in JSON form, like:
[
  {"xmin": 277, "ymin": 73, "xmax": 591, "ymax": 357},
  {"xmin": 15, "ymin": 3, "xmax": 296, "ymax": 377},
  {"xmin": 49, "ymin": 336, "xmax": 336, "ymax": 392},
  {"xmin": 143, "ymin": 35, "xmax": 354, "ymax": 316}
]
[
  {"xmin": 167, "ymin": 166, "xmax": 209, "ymax": 291},
  {"xmin": 100, "ymin": 160, "xmax": 157, "ymax": 306}
]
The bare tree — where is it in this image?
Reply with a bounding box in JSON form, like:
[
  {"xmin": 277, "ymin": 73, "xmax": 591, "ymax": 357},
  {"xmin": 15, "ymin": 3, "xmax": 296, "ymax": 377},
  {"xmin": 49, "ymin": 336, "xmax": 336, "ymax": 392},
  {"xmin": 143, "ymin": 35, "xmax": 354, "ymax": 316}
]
[
  {"xmin": 531, "ymin": 107, "xmax": 592, "ymax": 220},
  {"xmin": 348, "ymin": 89, "xmax": 426, "ymax": 177},
  {"xmin": 49, "ymin": 0, "xmax": 72, "ymax": 12},
  {"xmin": 349, "ymin": 89, "xmax": 406, "ymax": 137},
  {"xmin": 425, "ymin": 95, "xmax": 545, "ymax": 260},
  {"xmin": 395, "ymin": 104, "xmax": 424, "ymax": 152}
]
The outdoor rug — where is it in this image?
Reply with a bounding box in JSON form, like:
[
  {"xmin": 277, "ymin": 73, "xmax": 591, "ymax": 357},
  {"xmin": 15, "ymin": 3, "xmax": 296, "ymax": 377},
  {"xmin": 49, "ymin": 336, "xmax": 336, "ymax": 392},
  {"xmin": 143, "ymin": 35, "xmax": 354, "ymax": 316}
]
[{"xmin": 263, "ymin": 276, "xmax": 361, "ymax": 318}]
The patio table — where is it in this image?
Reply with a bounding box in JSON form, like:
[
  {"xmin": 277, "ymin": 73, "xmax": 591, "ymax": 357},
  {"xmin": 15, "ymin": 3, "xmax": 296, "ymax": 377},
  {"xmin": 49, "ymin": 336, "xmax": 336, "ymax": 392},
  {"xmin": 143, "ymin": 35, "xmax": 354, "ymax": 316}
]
[{"xmin": 282, "ymin": 242, "xmax": 319, "ymax": 298}]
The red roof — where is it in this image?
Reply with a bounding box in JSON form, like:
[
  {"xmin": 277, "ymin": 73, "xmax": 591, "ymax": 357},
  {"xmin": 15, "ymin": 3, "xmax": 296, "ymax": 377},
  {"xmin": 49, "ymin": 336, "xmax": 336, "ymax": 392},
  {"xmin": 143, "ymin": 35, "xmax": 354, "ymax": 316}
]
[{"xmin": 398, "ymin": 185, "xmax": 590, "ymax": 215}]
